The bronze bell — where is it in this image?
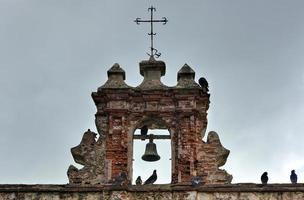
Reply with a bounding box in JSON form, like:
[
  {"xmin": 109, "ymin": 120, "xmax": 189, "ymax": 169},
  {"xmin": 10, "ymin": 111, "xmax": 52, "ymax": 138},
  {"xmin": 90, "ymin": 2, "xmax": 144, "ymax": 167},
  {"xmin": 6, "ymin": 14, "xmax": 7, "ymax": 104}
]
[{"xmin": 142, "ymin": 137, "xmax": 160, "ymax": 162}]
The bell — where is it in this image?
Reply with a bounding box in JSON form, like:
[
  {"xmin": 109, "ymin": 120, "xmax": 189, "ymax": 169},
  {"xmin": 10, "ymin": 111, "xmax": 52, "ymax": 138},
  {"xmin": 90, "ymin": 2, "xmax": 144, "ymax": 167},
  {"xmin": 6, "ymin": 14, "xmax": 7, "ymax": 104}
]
[{"xmin": 142, "ymin": 137, "xmax": 160, "ymax": 162}]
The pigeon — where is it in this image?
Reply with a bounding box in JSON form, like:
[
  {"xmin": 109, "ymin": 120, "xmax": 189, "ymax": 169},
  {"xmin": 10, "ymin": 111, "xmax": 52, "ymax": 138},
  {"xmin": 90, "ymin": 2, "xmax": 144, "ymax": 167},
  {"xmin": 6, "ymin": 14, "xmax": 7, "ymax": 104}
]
[
  {"xmin": 261, "ymin": 172, "xmax": 268, "ymax": 184},
  {"xmin": 191, "ymin": 176, "xmax": 203, "ymax": 186},
  {"xmin": 141, "ymin": 125, "xmax": 148, "ymax": 140},
  {"xmin": 136, "ymin": 176, "xmax": 142, "ymax": 185},
  {"xmin": 144, "ymin": 170, "xmax": 157, "ymax": 185},
  {"xmin": 113, "ymin": 171, "xmax": 128, "ymax": 186},
  {"xmin": 290, "ymin": 170, "xmax": 297, "ymax": 184},
  {"xmin": 198, "ymin": 77, "xmax": 209, "ymax": 92}
]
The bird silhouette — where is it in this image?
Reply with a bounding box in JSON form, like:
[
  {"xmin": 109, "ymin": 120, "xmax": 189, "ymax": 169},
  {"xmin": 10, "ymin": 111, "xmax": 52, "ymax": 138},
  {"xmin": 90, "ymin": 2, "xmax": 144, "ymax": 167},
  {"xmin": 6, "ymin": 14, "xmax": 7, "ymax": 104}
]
[
  {"xmin": 290, "ymin": 170, "xmax": 297, "ymax": 184},
  {"xmin": 144, "ymin": 170, "xmax": 157, "ymax": 185},
  {"xmin": 135, "ymin": 176, "xmax": 142, "ymax": 185},
  {"xmin": 261, "ymin": 172, "xmax": 268, "ymax": 184},
  {"xmin": 198, "ymin": 77, "xmax": 209, "ymax": 92},
  {"xmin": 140, "ymin": 125, "xmax": 148, "ymax": 140}
]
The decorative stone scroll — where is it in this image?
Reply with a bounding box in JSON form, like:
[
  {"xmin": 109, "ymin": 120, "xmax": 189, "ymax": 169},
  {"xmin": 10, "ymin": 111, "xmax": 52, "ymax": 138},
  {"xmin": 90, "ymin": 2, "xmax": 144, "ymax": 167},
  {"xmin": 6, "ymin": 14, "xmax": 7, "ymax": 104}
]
[{"xmin": 67, "ymin": 129, "xmax": 106, "ymax": 184}]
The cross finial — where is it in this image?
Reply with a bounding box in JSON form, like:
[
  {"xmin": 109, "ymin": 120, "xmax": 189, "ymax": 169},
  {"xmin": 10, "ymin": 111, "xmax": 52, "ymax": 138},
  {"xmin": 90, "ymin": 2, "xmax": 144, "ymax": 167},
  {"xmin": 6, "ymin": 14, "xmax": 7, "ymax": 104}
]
[{"xmin": 134, "ymin": 6, "xmax": 168, "ymax": 58}]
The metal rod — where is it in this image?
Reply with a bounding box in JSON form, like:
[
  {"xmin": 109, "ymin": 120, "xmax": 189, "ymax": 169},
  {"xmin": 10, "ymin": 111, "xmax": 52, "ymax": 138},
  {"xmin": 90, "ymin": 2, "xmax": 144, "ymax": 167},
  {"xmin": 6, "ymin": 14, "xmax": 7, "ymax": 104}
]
[
  {"xmin": 133, "ymin": 135, "xmax": 171, "ymax": 140},
  {"xmin": 150, "ymin": 6, "xmax": 154, "ymax": 56},
  {"xmin": 135, "ymin": 20, "xmax": 167, "ymax": 23}
]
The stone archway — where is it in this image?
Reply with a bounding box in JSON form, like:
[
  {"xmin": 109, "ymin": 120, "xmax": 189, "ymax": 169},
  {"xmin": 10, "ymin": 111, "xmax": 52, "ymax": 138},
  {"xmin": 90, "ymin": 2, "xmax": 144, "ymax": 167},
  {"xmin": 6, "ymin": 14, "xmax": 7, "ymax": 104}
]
[{"xmin": 128, "ymin": 116, "xmax": 174, "ymax": 184}]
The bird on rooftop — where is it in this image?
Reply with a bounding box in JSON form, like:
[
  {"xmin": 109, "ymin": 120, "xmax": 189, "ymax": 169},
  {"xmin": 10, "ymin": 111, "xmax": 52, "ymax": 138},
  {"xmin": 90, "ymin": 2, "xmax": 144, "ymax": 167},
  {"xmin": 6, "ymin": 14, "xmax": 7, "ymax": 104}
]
[
  {"xmin": 198, "ymin": 77, "xmax": 209, "ymax": 92},
  {"xmin": 144, "ymin": 170, "xmax": 157, "ymax": 185},
  {"xmin": 136, "ymin": 176, "xmax": 142, "ymax": 185},
  {"xmin": 113, "ymin": 171, "xmax": 128, "ymax": 186},
  {"xmin": 290, "ymin": 170, "xmax": 297, "ymax": 184},
  {"xmin": 141, "ymin": 125, "xmax": 148, "ymax": 140},
  {"xmin": 191, "ymin": 176, "xmax": 203, "ymax": 186},
  {"xmin": 261, "ymin": 172, "xmax": 268, "ymax": 185}
]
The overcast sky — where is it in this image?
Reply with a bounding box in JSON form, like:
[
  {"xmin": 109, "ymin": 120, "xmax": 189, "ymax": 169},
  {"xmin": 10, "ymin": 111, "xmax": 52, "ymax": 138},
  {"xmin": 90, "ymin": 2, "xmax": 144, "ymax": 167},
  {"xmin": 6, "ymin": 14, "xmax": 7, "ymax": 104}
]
[{"xmin": 0, "ymin": 0, "xmax": 304, "ymax": 184}]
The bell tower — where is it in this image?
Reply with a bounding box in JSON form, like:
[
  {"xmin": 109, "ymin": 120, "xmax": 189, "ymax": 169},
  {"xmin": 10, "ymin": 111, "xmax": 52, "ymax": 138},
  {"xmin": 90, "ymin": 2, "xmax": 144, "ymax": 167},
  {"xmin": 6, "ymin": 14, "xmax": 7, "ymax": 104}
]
[
  {"xmin": 67, "ymin": 56, "xmax": 232, "ymax": 185},
  {"xmin": 67, "ymin": 6, "xmax": 232, "ymax": 185}
]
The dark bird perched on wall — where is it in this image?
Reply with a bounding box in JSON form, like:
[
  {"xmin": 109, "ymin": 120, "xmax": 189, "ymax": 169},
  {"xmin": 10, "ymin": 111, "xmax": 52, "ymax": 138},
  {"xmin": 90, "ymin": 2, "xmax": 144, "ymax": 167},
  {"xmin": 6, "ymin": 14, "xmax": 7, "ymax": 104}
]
[
  {"xmin": 141, "ymin": 125, "xmax": 148, "ymax": 140},
  {"xmin": 144, "ymin": 170, "xmax": 157, "ymax": 185},
  {"xmin": 261, "ymin": 172, "xmax": 268, "ymax": 185},
  {"xmin": 198, "ymin": 77, "xmax": 209, "ymax": 92},
  {"xmin": 290, "ymin": 170, "xmax": 298, "ymax": 184},
  {"xmin": 113, "ymin": 171, "xmax": 129, "ymax": 186},
  {"xmin": 191, "ymin": 176, "xmax": 203, "ymax": 186},
  {"xmin": 136, "ymin": 176, "xmax": 142, "ymax": 185}
]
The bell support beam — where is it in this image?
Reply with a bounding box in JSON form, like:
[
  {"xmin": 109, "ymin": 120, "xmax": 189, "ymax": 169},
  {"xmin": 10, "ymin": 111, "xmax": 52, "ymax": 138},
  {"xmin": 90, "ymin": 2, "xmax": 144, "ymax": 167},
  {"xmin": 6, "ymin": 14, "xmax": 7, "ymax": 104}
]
[{"xmin": 133, "ymin": 135, "xmax": 170, "ymax": 140}]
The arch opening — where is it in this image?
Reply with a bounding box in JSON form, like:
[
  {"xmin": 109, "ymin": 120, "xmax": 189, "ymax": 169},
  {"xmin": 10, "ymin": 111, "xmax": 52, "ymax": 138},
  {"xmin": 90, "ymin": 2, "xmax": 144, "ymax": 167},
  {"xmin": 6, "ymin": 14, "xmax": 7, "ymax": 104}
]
[{"xmin": 132, "ymin": 128, "xmax": 172, "ymax": 185}]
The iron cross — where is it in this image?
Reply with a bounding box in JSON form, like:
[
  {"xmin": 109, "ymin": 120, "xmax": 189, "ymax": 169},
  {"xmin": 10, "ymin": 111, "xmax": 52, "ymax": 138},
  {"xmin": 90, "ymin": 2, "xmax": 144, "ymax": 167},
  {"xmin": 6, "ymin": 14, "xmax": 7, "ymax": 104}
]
[{"xmin": 134, "ymin": 6, "xmax": 168, "ymax": 58}]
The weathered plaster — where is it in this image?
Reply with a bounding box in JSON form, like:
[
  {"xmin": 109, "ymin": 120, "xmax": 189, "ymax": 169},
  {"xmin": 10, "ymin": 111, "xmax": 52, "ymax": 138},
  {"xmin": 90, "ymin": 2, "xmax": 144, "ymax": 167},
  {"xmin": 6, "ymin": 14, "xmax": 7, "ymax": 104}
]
[{"xmin": 1, "ymin": 184, "xmax": 304, "ymax": 200}]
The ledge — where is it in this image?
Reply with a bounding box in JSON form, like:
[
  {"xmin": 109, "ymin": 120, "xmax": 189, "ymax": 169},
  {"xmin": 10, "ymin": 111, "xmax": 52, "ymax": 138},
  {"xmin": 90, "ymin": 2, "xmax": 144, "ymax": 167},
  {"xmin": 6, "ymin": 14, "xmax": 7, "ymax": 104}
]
[{"xmin": 1, "ymin": 183, "xmax": 304, "ymax": 193}]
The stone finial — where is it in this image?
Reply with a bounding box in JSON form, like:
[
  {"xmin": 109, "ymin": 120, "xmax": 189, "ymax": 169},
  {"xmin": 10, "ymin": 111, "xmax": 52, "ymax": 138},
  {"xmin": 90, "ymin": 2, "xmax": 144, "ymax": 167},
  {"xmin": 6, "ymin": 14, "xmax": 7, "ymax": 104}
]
[
  {"xmin": 107, "ymin": 63, "xmax": 126, "ymax": 80},
  {"xmin": 137, "ymin": 57, "xmax": 167, "ymax": 89},
  {"xmin": 176, "ymin": 64, "xmax": 200, "ymax": 88},
  {"xmin": 177, "ymin": 64, "xmax": 195, "ymax": 80},
  {"xmin": 98, "ymin": 63, "xmax": 130, "ymax": 90}
]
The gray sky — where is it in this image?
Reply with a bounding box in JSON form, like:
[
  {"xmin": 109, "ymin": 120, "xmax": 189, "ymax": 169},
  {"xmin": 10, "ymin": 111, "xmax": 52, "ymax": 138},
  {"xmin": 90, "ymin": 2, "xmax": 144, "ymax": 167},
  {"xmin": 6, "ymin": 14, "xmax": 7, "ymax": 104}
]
[{"xmin": 0, "ymin": 0, "xmax": 304, "ymax": 184}]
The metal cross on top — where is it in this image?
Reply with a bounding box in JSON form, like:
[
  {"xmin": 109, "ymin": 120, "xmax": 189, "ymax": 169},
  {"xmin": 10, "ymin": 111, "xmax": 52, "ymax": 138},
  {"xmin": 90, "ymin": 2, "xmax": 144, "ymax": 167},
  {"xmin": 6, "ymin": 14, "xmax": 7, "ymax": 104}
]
[{"xmin": 134, "ymin": 6, "xmax": 168, "ymax": 58}]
